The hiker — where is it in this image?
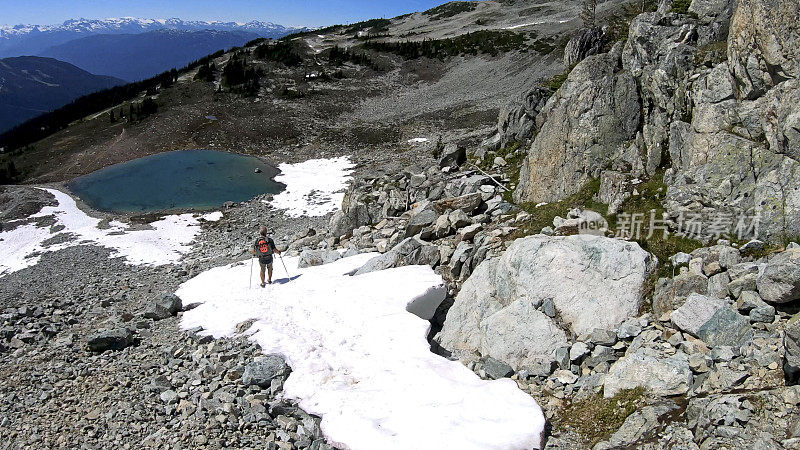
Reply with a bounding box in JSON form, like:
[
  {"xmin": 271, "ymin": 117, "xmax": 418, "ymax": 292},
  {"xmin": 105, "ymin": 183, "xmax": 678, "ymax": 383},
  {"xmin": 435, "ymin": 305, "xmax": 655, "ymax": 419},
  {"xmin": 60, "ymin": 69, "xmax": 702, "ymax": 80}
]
[{"xmin": 251, "ymin": 226, "xmax": 281, "ymax": 287}]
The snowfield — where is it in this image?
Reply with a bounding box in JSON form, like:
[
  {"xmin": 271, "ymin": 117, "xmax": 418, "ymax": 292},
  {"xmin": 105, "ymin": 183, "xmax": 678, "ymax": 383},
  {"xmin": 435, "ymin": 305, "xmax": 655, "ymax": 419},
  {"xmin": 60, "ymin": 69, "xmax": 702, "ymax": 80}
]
[
  {"xmin": 0, "ymin": 188, "xmax": 215, "ymax": 277},
  {"xmin": 269, "ymin": 156, "xmax": 355, "ymax": 218},
  {"xmin": 177, "ymin": 253, "xmax": 546, "ymax": 450}
]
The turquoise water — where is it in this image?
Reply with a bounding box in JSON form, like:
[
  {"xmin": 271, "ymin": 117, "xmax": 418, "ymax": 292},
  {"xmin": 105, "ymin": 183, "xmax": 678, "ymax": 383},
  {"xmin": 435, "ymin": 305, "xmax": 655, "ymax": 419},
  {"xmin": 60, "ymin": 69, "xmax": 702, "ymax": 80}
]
[{"xmin": 68, "ymin": 150, "xmax": 284, "ymax": 213}]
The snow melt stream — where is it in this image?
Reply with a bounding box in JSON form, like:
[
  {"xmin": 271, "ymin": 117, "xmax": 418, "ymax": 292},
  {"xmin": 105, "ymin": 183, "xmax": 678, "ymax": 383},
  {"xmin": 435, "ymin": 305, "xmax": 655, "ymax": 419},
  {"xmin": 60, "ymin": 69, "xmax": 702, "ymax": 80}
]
[
  {"xmin": 269, "ymin": 156, "xmax": 355, "ymax": 217},
  {"xmin": 0, "ymin": 188, "xmax": 214, "ymax": 277},
  {"xmin": 177, "ymin": 254, "xmax": 545, "ymax": 450}
]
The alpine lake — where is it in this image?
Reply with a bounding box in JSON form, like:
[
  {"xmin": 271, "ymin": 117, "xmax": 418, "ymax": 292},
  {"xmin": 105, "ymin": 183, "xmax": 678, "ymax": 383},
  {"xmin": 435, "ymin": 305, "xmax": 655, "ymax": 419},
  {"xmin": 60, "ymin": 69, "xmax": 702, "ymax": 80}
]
[{"xmin": 67, "ymin": 149, "xmax": 284, "ymax": 213}]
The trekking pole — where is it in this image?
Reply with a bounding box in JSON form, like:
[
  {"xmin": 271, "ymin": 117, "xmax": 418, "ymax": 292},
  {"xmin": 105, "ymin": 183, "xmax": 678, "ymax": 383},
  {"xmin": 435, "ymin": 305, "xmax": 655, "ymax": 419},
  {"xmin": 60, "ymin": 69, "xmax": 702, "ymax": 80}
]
[
  {"xmin": 278, "ymin": 254, "xmax": 292, "ymax": 281},
  {"xmin": 249, "ymin": 256, "xmax": 254, "ymax": 289}
]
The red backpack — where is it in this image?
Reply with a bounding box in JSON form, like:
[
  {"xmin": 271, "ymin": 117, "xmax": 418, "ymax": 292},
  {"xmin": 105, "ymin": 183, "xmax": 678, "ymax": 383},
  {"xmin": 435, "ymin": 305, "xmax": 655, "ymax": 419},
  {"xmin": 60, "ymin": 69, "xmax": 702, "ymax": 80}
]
[{"xmin": 255, "ymin": 237, "xmax": 274, "ymax": 257}]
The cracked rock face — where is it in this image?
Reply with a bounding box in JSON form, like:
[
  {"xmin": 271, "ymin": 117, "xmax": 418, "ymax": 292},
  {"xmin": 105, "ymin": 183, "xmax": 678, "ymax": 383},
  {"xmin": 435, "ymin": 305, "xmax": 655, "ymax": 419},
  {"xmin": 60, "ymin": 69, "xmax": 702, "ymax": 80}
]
[{"xmin": 514, "ymin": 45, "xmax": 641, "ymax": 205}]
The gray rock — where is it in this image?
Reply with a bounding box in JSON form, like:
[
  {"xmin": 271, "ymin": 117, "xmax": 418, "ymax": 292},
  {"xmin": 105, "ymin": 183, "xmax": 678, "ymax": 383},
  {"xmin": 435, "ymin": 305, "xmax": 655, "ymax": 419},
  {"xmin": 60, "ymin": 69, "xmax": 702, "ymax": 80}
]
[
  {"xmin": 298, "ymin": 249, "xmax": 341, "ymax": 268},
  {"xmin": 749, "ymin": 304, "xmax": 775, "ymax": 323},
  {"xmin": 591, "ymin": 329, "xmax": 617, "ymax": 346},
  {"xmin": 480, "ymin": 299, "xmax": 568, "ymax": 372},
  {"xmin": 710, "ymin": 346, "xmax": 737, "ymax": 363},
  {"xmin": 697, "ymin": 308, "xmax": 753, "ymax": 348},
  {"xmin": 757, "ymin": 249, "xmax": 800, "ymax": 304},
  {"xmin": 456, "ymin": 223, "xmax": 482, "ymax": 242},
  {"xmin": 728, "ymin": 273, "xmax": 758, "ymax": 299},
  {"xmin": 483, "ymin": 357, "xmax": 514, "ymax": 379},
  {"xmin": 448, "ymin": 209, "xmax": 472, "ymax": 229},
  {"xmin": 671, "ymin": 293, "xmax": 727, "ymax": 336},
  {"xmin": 570, "ymin": 342, "xmax": 591, "ymax": 362},
  {"xmin": 442, "ymin": 235, "xmax": 654, "ymax": 342},
  {"xmin": 144, "ymin": 293, "xmax": 182, "ymax": 320},
  {"xmin": 785, "ymin": 313, "xmax": 800, "ymax": 383},
  {"xmin": 617, "ymin": 318, "xmax": 643, "ymax": 339},
  {"xmin": 737, "ymin": 290, "xmax": 766, "ymax": 312},
  {"xmin": 564, "ymin": 27, "xmax": 606, "ymax": 68},
  {"xmin": 242, "ymin": 355, "xmax": 290, "ymax": 388},
  {"xmin": 707, "ymin": 272, "xmax": 731, "ymax": 299},
  {"xmin": 653, "ymin": 272, "xmax": 708, "ymax": 317},
  {"xmin": 728, "ymin": 0, "xmax": 800, "ymax": 99},
  {"xmin": 87, "ymin": 328, "xmax": 133, "ymax": 352},
  {"xmin": 160, "ymin": 390, "xmax": 178, "ymax": 404},
  {"xmin": 354, "ymin": 237, "xmax": 440, "ymax": 275},
  {"xmin": 496, "ymin": 86, "xmax": 552, "ymax": 148},
  {"xmin": 515, "ymin": 46, "xmax": 641, "ymax": 204},
  {"xmin": 438, "ymin": 143, "xmax": 466, "ymax": 169},
  {"xmin": 604, "ymin": 348, "xmax": 692, "ymax": 398},
  {"xmin": 670, "ymin": 252, "xmax": 693, "ymax": 266},
  {"xmin": 405, "ymin": 208, "xmax": 438, "ymax": 238}
]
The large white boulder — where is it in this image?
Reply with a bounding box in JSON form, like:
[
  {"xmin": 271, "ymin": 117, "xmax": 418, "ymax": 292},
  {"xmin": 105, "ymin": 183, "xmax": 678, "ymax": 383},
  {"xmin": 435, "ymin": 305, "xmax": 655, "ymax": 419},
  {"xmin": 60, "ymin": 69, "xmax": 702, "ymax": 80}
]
[
  {"xmin": 437, "ymin": 234, "xmax": 655, "ymax": 370},
  {"xmin": 604, "ymin": 348, "xmax": 692, "ymax": 398}
]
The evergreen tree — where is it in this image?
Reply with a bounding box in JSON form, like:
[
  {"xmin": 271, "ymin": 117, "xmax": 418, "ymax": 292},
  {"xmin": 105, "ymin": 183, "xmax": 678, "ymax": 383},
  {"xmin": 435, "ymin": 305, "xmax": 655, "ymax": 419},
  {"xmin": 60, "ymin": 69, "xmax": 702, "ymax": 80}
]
[{"xmin": 109, "ymin": 110, "xmax": 116, "ymax": 123}]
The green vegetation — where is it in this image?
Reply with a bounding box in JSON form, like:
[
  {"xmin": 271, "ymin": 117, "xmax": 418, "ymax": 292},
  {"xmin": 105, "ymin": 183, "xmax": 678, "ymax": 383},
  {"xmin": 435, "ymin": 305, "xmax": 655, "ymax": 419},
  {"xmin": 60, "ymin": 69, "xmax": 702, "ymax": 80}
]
[
  {"xmin": 423, "ymin": 1, "xmax": 478, "ymax": 20},
  {"xmin": 0, "ymin": 155, "xmax": 19, "ymax": 184},
  {"xmin": 254, "ymin": 40, "xmax": 303, "ymax": 67},
  {"xmin": 363, "ymin": 31, "xmax": 527, "ymax": 60},
  {"xmin": 609, "ymin": 172, "xmax": 704, "ymax": 277},
  {"xmin": 514, "ymin": 178, "xmax": 606, "ymax": 237},
  {"xmin": 328, "ymin": 46, "xmax": 387, "ymax": 71},
  {"xmin": 543, "ymin": 71, "xmax": 569, "ymax": 91},
  {"xmin": 509, "ymin": 170, "xmax": 704, "ymax": 276},
  {"xmin": 194, "ymin": 62, "xmax": 216, "ymax": 82},
  {"xmin": 531, "ymin": 37, "xmax": 557, "ymax": 55},
  {"xmin": 558, "ymin": 387, "xmax": 646, "ymax": 445},
  {"xmin": 670, "ymin": 0, "xmax": 692, "ymax": 14},
  {"xmin": 221, "ymin": 54, "xmax": 263, "ymax": 96}
]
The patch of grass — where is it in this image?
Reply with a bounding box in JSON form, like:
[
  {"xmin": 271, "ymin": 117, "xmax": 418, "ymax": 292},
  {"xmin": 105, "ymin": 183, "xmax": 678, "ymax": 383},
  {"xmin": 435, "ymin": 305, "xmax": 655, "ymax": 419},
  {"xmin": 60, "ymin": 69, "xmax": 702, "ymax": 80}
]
[
  {"xmin": 543, "ymin": 71, "xmax": 569, "ymax": 91},
  {"xmin": 531, "ymin": 37, "xmax": 557, "ymax": 54},
  {"xmin": 558, "ymin": 387, "xmax": 647, "ymax": 445},
  {"xmin": 512, "ymin": 177, "xmax": 606, "ymax": 238},
  {"xmin": 508, "ymin": 170, "xmax": 703, "ymax": 276},
  {"xmin": 423, "ymin": 1, "xmax": 478, "ymax": 20},
  {"xmin": 363, "ymin": 30, "xmax": 527, "ymax": 60},
  {"xmin": 670, "ymin": 0, "xmax": 692, "ymax": 14},
  {"xmin": 607, "ymin": 172, "xmax": 704, "ymax": 277}
]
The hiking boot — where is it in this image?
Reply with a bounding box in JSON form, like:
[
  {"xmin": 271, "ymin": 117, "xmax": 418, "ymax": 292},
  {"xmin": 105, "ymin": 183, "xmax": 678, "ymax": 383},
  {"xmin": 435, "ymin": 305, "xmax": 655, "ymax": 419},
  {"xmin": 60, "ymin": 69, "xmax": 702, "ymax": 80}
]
[{"xmin": 260, "ymin": 282, "xmax": 266, "ymax": 288}]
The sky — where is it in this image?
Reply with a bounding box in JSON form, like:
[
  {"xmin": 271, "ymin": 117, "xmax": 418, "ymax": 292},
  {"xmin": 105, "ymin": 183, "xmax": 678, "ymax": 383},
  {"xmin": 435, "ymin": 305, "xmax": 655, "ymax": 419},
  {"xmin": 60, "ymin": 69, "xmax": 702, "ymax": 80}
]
[{"xmin": 0, "ymin": 0, "xmax": 453, "ymax": 28}]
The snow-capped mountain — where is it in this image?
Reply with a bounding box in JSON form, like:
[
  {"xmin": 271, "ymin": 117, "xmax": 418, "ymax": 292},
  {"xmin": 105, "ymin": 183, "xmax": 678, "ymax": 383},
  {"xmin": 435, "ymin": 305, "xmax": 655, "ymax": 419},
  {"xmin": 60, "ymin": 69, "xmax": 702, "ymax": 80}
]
[{"xmin": 0, "ymin": 18, "xmax": 302, "ymax": 57}]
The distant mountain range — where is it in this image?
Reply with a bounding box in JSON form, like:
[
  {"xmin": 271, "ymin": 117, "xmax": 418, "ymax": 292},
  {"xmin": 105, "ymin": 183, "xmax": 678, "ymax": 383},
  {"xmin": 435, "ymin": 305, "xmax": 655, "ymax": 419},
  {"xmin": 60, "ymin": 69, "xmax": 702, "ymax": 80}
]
[
  {"xmin": 0, "ymin": 18, "xmax": 301, "ymax": 57},
  {"xmin": 0, "ymin": 56, "xmax": 125, "ymax": 133},
  {"xmin": 39, "ymin": 29, "xmax": 261, "ymax": 81}
]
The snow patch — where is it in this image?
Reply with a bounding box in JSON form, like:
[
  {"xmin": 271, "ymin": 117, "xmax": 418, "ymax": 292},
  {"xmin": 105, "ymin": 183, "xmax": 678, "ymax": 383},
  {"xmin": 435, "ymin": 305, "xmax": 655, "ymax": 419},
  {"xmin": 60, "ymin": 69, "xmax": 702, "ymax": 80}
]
[
  {"xmin": 200, "ymin": 211, "xmax": 223, "ymax": 222},
  {"xmin": 407, "ymin": 137, "xmax": 429, "ymax": 144},
  {"xmin": 268, "ymin": 156, "xmax": 355, "ymax": 218},
  {"xmin": 177, "ymin": 254, "xmax": 545, "ymax": 450},
  {"xmin": 504, "ymin": 19, "xmax": 571, "ymax": 29},
  {"xmin": 0, "ymin": 188, "xmax": 209, "ymax": 277}
]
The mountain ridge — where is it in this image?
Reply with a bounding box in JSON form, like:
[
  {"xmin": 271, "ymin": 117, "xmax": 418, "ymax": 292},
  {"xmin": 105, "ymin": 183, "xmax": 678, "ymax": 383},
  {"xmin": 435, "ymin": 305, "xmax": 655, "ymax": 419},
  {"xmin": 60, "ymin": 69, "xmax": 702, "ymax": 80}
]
[
  {"xmin": 0, "ymin": 17, "xmax": 302, "ymax": 57},
  {"xmin": 38, "ymin": 29, "xmax": 262, "ymax": 81},
  {"xmin": 0, "ymin": 55, "xmax": 124, "ymax": 133}
]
